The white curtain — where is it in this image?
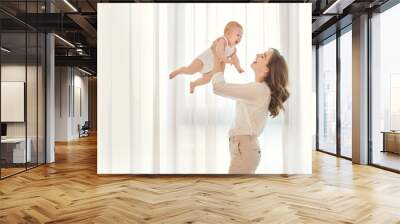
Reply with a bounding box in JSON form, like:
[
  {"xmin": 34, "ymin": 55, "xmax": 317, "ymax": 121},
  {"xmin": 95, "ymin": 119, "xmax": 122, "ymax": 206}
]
[{"xmin": 98, "ymin": 3, "xmax": 312, "ymax": 174}]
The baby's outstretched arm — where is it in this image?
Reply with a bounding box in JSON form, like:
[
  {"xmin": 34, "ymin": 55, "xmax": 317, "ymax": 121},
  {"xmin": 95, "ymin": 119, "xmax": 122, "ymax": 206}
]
[{"xmin": 231, "ymin": 53, "xmax": 244, "ymax": 73}]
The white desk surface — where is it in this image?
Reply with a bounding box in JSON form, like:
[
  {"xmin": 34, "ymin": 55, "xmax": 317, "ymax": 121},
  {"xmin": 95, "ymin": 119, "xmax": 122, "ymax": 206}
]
[
  {"xmin": 1, "ymin": 137, "xmax": 32, "ymax": 163},
  {"xmin": 1, "ymin": 138, "xmax": 28, "ymax": 144}
]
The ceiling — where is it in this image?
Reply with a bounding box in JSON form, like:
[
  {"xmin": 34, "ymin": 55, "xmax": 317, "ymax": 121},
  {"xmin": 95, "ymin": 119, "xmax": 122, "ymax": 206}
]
[{"xmin": 0, "ymin": 0, "xmax": 394, "ymax": 74}]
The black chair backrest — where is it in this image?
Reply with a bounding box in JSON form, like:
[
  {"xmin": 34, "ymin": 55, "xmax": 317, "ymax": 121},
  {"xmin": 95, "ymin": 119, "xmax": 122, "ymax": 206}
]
[{"xmin": 82, "ymin": 121, "xmax": 90, "ymax": 129}]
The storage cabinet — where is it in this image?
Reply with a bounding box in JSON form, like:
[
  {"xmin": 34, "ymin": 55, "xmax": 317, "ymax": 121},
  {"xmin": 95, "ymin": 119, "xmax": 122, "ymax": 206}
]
[{"xmin": 382, "ymin": 131, "xmax": 400, "ymax": 154}]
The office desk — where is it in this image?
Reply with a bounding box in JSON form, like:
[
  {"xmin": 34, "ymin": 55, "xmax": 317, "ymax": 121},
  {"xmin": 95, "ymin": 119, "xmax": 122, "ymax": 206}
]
[{"xmin": 1, "ymin": 138, "xmax": 31, "ymax": 163}]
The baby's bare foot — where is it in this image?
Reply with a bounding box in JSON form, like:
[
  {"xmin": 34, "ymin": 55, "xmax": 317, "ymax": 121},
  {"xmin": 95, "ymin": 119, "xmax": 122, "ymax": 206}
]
[
  {"xmin": 190, "ymin": 82, "xmax": 195, "ymax": 94},
  {"xmin": 169, "ymin": 70, "xmax": 180, "ymax": 79}
]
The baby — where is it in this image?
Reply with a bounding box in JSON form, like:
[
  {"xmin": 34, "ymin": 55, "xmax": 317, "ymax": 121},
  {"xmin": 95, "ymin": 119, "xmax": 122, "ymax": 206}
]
[{"xmin": 169, "ymin": 21, "xmax": 245, "ymax": 93}]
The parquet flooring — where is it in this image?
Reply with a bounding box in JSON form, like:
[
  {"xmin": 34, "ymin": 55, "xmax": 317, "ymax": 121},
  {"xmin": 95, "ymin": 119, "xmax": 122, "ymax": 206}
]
[
  {"xmin": 1, "ymin": 134, "xmax": 400, "ymax": 223},
  {"xmin": 1, "ymin": 167, "xmax": 26, "ymax": 178}
]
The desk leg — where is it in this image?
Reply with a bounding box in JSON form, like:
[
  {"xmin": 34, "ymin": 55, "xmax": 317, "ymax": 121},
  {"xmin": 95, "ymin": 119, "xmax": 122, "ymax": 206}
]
[{"xmin": 382, "ymin": 133, "xmax": 386, "ymax": 152}]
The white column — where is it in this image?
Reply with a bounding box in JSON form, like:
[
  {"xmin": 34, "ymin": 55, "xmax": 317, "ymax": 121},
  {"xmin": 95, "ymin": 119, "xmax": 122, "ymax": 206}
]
[
  {"xmin": 352, "ymin": 14, "xmax": 369, "ymax": 164},
  {"xmin": 46, "ymin": 33, "xmax": 55, "ymax": 163}
]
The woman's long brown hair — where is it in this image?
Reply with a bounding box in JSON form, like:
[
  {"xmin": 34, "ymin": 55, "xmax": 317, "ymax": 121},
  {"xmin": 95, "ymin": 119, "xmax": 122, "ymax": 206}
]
[{"xmin": 265, "ymin": 49, "xmax": 290, "ymax": 117}]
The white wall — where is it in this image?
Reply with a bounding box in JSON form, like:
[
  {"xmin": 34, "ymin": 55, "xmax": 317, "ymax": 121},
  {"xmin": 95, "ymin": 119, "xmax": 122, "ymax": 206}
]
[
  {"xmin": 55, "ymin": 67, "xmax": 89, "ymax": 141},
  {"xmin": 55, "ymin": 67, "xmax": 69, "ymax": 141},
  {"xmin": 1, "ymin": 66, "xmax": 26, "ymax": 134},
  {"xmin": 72, "ymin": 73, "xmax": 89, "ymax": 138},
  {"xmin": 1, "ymin": 65, "xmax": 40, "ymax": 138}
]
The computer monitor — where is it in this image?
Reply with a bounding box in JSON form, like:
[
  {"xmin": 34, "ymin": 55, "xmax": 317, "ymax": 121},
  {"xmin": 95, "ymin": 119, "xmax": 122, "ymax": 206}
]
[{"xmin": 1, "ymin": 123, "xmax": 7, "ymax": 137}]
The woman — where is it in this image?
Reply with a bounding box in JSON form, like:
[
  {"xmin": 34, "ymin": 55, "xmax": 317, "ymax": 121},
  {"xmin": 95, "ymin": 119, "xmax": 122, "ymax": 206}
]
[{"xmin": 211, "ymin": 48, "xmax": 290, "ymax": 174}]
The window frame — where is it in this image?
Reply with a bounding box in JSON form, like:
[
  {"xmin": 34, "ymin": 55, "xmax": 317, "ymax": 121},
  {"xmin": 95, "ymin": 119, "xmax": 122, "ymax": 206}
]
[{"xmin": 315, "ymin": 24, "xmax": 352, "ymax": 161}]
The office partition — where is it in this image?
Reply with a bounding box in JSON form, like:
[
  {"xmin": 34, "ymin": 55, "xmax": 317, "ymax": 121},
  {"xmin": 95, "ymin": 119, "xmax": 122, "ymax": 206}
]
[{"xmin": 0, "ymin": 2, "xmax": 47, "ymax": 179}]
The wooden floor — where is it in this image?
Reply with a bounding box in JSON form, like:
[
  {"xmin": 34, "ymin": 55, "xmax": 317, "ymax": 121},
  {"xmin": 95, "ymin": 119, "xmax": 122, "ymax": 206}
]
[
  {"xmin": 1, "ymin": 167, "xmax": 26, "ymax": 178},
  {"xmin": 1, "ymin": 134, "xmax": 400, "ymax": 224},
  {"xmin": 1, "ymin": 163, "xmax": 44, "ymax": 178}
]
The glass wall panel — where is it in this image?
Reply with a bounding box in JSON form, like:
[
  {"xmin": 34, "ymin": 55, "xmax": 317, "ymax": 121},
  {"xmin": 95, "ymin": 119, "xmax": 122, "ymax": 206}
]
[
  {"xmin": 371, "ymin": 3, "xmax": 400, "ymax": 171},
  {"xmin": 318, "ymin": 37, "xmax": 337, "ymax": 154},
  {"xmin": 26, "ymin": 0, "xmax": 39, "ymax": 169},
  {"xmin": 340, "ymin": 29, "xmax": 352, "ymax": 158},
  {"xmin": 1, "ymin": 31, "xmax": 27, "ymax": 177},
  {"xmin": 0, "ymin": 1, "xmax": 46, "ymax": 179},
  {"xmin": 27, "ymin": 30, "xmax": 38, "ymax": 169},
  {"xmin": 312, "ymin": 46, "xmax": 317, "ymax": 150},
  {"xmin": 38, "ymin": 32, "xmax": 45, "ymax": 165}
]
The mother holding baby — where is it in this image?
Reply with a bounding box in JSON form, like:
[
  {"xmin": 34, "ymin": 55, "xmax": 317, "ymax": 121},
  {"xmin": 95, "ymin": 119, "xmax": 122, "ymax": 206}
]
[
  {"xmin": 169, "ymin": 21, "xmax": 290, "ymax": 174},
  {"xmin": 210, "ymin": 46, "xmax": 290, "ymax": 174}
]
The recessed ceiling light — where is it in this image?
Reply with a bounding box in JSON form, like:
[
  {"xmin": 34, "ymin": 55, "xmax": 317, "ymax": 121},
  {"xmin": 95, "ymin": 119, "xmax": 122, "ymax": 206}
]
[
  {"xmin": 54, "ymin": 34, "xmax": 75, "ymax": 48},
  {"xmin": 63, "ymin": 0, "xmax": 78, "ymax": 12},
  {"xmin": 78, "ymin": 67, "xmax": 93, "ymax": 76},
  {"xmin": 323, "ymin": 0, "xmax": 354, "ymax": 15},
  {"xmin": 1, "ymin": 47, "xmax": 11, "ymax": 53}
]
